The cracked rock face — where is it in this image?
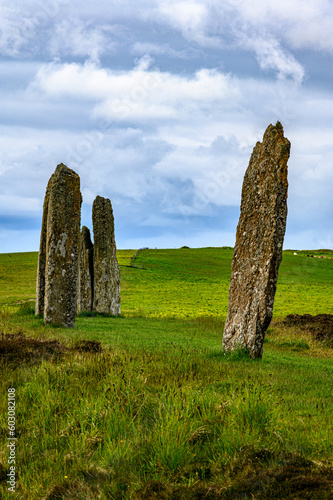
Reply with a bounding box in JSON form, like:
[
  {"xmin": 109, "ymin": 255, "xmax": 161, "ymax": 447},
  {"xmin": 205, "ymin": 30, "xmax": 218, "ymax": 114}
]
[
  {"xmin": 92, "ymin": 196, "xmax": 121, "ymax": 315},
  {"xmin": 39, "ymin": 164, "xmax": 81, "ymax": 328},
  {"xmin": 223, "ymin": 122, "xmax": 290, "ymax": 359},
  {"xmin": 77, "ymin": 226, "xmax": 94, "ymax": 314}
]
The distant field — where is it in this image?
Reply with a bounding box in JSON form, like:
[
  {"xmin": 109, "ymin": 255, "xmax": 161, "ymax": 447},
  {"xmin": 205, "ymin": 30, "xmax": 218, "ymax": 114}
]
[
  {"xmin": 1, "ymin": 247, "xmax": 332, "ymax": 317},
  {"xmin": 0, "ymin": 252, "xmax": 38, "ymax": 307}
]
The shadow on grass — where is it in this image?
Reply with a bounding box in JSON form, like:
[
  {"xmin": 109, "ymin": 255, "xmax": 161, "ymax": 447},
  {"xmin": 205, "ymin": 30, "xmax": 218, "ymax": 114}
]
[
  {"xmin": 134, "ymin": 448, "xmax": 333, "ymax": 499},
  {"xmin": 208, "ymin": 347, "xmax": 259, "ymax": 362},
  {"xmin": 77, "ymin": 311, "xmax": 124, "ymax": 319},
  {"xmin": 223, "ymin": 447, "xmax": 333, "ymax": 500},
  {"xmin": 282, "ymin": 313, "xmax": 333, "ymax": 347}
]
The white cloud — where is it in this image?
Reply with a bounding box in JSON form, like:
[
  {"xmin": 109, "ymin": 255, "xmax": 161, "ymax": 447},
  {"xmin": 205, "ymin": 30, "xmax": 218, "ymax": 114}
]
[
  {"xmin": 0, "ymin": 0, "xmax": 71, "ymax": 58},
  {"xmin": 33, "ymin": 59, "xmax": 239, "ymax": 123},
  {"xmin": 131, "ymin": 42, "xmax": 196, "ymax": 59},
  {"xmin": 232, "ymin": 0, "xmax": 333, "ymax": 52},
  {"xmin": 151, "ymin": 1, "xmax": 333, "ymax": 81},
  {"xmin": 15, "ymin": 60, "xmax": 333, "ymax": 229},
  {"xmin": 3, "ymin": 0, "xmax": 333, "ymax": 64},
  {"xmin": 157, "ymin": 0, "xmax": 221, "ymax": 47},
  {"xmin": 49, "ymin": 19, "xmax": 115, "ymax": 62},
  {"xmin": 0, "ymin": 4, "xmax": 36, "ymax": 57},
  {"xmin": 152, "ymin": 0, "xmax": 333, "ymax": 56},
  {"xmin": 238, "ymin": 35, "xmax": 305, "ymax": 84}
]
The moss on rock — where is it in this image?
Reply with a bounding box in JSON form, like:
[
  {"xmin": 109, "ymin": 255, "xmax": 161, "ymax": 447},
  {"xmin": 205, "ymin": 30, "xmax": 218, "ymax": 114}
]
[
  {"xmin": 92, "ymin": 196, "xmax": 121, "ymax": 315},
  {"xmin": 223, "ymin": 122, "xmax": 290, "ymax": 359},
  {"xmin": 43, "ymin": 164, "xmax": 82, "ymax": 328}
]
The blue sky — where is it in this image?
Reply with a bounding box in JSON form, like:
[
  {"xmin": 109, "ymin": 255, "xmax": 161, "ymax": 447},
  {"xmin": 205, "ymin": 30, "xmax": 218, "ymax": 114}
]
[{"xmin": 1, "ymin": 0, "xmax": 333, "ymax": 252}]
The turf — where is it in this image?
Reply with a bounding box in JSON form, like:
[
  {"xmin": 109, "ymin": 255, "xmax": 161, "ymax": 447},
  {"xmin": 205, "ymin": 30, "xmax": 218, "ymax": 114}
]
[
  {"xmin": 1, "ymin": 247, "xmax": 332, "ymax": 317},
  {"xmin": 0, "ymin": 247, "xmax": 332, "ymax": 499}
]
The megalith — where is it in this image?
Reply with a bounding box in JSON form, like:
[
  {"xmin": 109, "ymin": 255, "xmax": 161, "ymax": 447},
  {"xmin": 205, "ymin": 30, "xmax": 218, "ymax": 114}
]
[
  {"xmin": 43, "ymin": 163, "xmax": 82, "ymax": 327},
  {"xmin": 92, "ymin": 196, "xmax": 121, "ymax": 315},
  {"xmin": 77, "ymin": 226, "xmax": 94, "ymax": 313},
  {"xmin": 223, "ymin": 122, "xmax": 290, "ymax": 358},
  {"xmin": 35, "ymin": 177, "xmax": 52, "ymax": 316}
]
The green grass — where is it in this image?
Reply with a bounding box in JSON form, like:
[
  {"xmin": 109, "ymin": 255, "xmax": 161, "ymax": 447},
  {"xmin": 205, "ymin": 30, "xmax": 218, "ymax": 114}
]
[
  {"xmin": 124, "ymin": 247, "xmax": 333, "ymax": 318},
  {"xmin": 0, "ymin": 252, "xmax": 38, "ymax": 307},
  {"xmin": 0, "ymin": 248, "xmax": 332, "ymax": 499},
  {"xmin": 1, "ymin": 247, "xmax": 332, "ymax": 317}
]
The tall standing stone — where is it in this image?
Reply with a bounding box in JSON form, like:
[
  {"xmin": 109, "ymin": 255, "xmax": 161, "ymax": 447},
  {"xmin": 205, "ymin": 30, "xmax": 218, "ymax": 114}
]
[
  {"xmin": 77, "ymin": 226, "xmax": 94, "ymax": 313},
  {"xmin": 44, "ymin": 164, "xmax": 82, "ymax": 328},
  {"xmin": 92, "ymin": 196, "xmax": 121, "ymax": 315},
  {"xmin": 35, "ymin": 177, "xmax": 52, "ymax": 316},
  {"xmin": 223, "ymin": 122, "xmax": 290, "ymax": 358}
]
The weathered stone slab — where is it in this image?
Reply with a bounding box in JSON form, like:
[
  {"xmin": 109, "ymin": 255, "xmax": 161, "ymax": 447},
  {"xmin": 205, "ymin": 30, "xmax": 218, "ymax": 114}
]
[
  {"xmin": 92, "ymin": 196, "xmax": 121, "ymax": 315},
  {"xmin": 223, "ymin": 122, "xmax": 290, "ymax": 358},
  {"xmin": 35, "ymin": 177, "xmax": 52, "ymax": 316},
  {"xmin": 77, "ymin": 226, "xmax": 94, "ymax": 313},
  {"xmin": 44, "ymin": 163, "xmax": 82, "ymax": 327}
]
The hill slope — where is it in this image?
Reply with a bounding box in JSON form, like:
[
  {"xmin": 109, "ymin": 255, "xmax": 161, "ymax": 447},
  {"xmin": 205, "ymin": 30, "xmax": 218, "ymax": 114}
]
[{"xmin": 1, "ymin": 247, "xmax": 332, "ymax": 317}]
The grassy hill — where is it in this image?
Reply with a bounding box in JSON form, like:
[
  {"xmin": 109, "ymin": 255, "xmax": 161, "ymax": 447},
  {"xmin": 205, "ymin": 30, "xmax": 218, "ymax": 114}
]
[
  {"xmin": 1, "ymin": 247, "xmax": 332, "ymax": 316},
  {"xmin": 0, "ymin": 248, "xmax": 332, "ymax": 499}
]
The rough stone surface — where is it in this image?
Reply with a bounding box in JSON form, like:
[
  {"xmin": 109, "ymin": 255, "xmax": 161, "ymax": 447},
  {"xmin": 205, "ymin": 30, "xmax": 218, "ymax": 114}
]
[
  {"xmin": 77, "ymin": 226, "xmax": 94, "ymax": 313},
  {"xmin": 92, "ymin": 196, "xmax": 121, "ymax": 315},
  {"xmin": 223, "ymin": 122, "xmax": 290, "ymax": 358},
  {"xmin": 35, "ymin": 177, "xmax": 52, "ymax": 316},
  {"xmin": 43, "ymin": 164, "xmax": 82, "ymax": 327}
]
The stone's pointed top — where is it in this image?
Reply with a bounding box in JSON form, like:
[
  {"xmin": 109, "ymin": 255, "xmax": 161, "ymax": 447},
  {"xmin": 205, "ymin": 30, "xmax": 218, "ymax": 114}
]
[
  {"xmin": 264, "ymin": 121, "xmax": 289, "ymax": 141},
  {"xmin": 263, "ymin": 121, "xmax": 283, "ymax": 136},
  {"xmin": 93, "ymin": 196, "xmax": 113, "ymax": 216},
  {"xmin": 259, "ymin": 121, "xmax": 291, "ymax": 164},
  {"xmin": 274, "ymin": 121, "xmax": 284, "ymax": 132},
  {"xmin": 55, "ymin": 163, "xmax": 79, "ymax": 178},
  {"xmin": 94, "ymin": 195, "xmax": 111, "ymax": 204}
]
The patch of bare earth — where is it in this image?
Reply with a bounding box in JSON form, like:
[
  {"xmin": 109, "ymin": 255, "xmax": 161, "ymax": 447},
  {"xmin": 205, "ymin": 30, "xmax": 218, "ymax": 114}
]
[
  {"xmin": 223, "ymin": 449, "xmax": 333, "ymax": 499},
  {"xmin": 0, "ymin": 332, "xmax": 103, "ymax": 365},
  {"xmin": 283, "ymin": 314, "xmax": 333, "ymax": 345}
]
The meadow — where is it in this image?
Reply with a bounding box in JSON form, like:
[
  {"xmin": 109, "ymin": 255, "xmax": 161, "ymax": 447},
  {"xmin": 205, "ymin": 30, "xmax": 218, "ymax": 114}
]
[{"xmin": 0, "ymin": 248, "xmax": 332, "ymax": 499}]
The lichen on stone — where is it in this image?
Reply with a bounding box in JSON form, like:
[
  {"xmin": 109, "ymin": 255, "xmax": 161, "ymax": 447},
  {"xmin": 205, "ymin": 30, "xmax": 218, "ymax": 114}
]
[
  {"xmin": 37, "ymin": 163, "xmax": 82, "ymax": 328},
  {"xmin": 223, "ymin": 122, "xmax": 290, "ymax": 359},
  {"xmin": 92, "ymin": 196, "xmax": 121, "ymax": 316}
]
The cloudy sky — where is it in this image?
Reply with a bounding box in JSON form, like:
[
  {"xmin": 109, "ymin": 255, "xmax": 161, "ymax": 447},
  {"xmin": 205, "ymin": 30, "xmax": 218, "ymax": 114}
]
[{"xmin": 1, "ymin": 0, "xmax": 333, "ymax": 252}]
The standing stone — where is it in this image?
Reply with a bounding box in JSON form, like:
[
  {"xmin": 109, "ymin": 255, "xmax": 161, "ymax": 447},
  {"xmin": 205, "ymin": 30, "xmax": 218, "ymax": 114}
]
[
  {"xmin": 92, "ymin": 196, "xmax": 121, "ymax": 315},
  {"xmin": 35, "ymin": 177, "xmax": 52, "ymax": 316},
  {"xmin": 77, "ymin": 226, "xmax": 94, "ymax": 313},
  {"xmin": 44, "ymin": 164, "xmax": 82, "ymax": 328},
  {"xmin": 223, "ymin": 122, "xmax": 290, "ymax": 358}
]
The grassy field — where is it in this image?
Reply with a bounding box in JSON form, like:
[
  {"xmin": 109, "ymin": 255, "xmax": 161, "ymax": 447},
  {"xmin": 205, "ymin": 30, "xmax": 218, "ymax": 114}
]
[
  {"xmin": 1, "ymin": 247, "xmax": 332, "ymax": 316},
  {"xmin": 0, "ymin": 248, "xmax": 332, "ymax": 499}
]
